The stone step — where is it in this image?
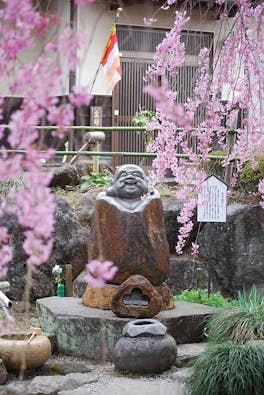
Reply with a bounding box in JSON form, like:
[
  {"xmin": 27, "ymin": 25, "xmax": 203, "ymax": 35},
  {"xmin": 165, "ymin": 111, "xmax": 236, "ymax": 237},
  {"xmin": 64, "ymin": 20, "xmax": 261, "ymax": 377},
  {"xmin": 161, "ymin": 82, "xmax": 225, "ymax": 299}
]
[
  {"xmin": 176, "ymin": 342, "xmax": 208, "ymax": 367},
  {"xmin": 36, "ymin": 297, "xmax": 217, "ymax": 362}
]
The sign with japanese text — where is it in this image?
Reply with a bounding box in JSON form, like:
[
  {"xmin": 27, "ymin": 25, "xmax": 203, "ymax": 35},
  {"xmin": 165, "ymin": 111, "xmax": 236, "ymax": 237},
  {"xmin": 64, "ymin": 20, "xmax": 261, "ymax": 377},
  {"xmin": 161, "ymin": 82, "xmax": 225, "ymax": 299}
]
[
  {"xmin": 197, "ymin": 175, "xmax": 227, "ymax": 222},
  {"xmin": 90, "ymin": 106, "xmax": 102, "ymax": 127}
]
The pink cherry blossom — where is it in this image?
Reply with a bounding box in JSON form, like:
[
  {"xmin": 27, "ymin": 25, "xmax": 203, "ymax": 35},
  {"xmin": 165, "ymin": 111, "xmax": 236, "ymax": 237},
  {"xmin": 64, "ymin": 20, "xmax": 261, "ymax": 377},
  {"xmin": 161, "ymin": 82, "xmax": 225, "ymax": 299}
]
[
  {"xmin": 84, "ymin": 260, "xmax": 118, "ymax": 288},
  {"xmin": 69, "ymin": 86, "xmax": 93, "ymax": 107}
]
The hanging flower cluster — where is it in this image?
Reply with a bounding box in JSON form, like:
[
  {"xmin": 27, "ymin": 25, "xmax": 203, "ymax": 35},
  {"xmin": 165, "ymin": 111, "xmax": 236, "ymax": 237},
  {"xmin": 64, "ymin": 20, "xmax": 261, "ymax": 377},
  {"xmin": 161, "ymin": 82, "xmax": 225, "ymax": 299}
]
[{"xmin": 145, "ymin": 0, "xmax": 264, "ymax": 254}]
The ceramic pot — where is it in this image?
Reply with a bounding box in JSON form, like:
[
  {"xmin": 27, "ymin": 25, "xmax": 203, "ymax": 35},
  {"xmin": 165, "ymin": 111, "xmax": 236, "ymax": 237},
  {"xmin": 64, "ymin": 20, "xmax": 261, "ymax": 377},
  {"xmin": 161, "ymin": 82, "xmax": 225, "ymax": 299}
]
[
  {"xmin": 113, "ymin": 319, "xmax": 177, "ymax": 373},
  {"xmin": 0, "ymin": 332, "xmax": 51, "ymax": 371}
]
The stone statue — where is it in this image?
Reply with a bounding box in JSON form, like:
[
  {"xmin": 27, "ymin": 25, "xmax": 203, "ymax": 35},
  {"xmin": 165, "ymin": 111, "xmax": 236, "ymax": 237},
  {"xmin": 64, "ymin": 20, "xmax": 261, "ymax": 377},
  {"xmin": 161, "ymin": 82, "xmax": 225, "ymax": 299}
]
[
  {"xmin": 82, "ymin": 164, "xmax": 174, "ymax": 318},
  {"xmin": 97, "ymin": 164, "xmax": 159, "ymax": 212}
]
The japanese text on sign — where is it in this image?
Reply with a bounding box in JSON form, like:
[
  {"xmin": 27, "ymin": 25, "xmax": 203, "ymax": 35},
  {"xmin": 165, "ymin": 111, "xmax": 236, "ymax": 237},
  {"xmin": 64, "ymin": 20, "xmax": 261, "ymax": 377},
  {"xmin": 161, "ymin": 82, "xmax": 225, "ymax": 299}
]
[{"xmin": 197, "ymin": 175, "xmax": 227, "ymax": 222}]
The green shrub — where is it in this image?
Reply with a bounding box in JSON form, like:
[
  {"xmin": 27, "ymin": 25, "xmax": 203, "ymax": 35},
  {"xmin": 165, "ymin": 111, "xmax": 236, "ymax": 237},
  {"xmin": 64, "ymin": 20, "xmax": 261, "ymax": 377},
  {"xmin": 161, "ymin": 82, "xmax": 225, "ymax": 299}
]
[
  {"xmin": 132, "ymin": 109, "xmax": 155, "ymax": 127},
  {"xmin": 187, "ymin": 341, "xmax": 264, "ymax": 395},
  {"xmin": 80, "ymin": 172, "xmax": 112, "ymax": 190},
  {"xmin": 174, "ymin": 288, "xmax": 237, "ymax": 308},
  {"xmin": 237, "ymin": 155, "xmax": 264, "ymax": 192},
  {"xmin": 207, "ymin": 286, "xmax": 264, "ymax": 343}
]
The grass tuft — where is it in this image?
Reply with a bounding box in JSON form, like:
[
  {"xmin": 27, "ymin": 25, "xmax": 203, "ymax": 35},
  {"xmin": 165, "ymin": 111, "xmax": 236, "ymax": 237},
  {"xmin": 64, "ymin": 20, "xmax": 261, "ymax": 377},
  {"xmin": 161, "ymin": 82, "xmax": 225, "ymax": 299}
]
[
  {"xmin": 187, "ymin": 342, "xmax": 264, "ymax": 395},
  {"xmin": 207, "ymin": 286, "xmax": 264, "ymax": 343}
]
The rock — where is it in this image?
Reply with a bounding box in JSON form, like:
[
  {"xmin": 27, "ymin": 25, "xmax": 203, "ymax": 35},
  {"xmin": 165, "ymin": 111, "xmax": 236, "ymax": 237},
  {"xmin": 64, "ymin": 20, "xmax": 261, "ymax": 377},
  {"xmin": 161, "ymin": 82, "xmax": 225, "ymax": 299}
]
[
  {"xmin": 49, "ymin": 164, "xmax": 80, "ymax": 189},
  {"xmin": 168, "ymin": 367, "xmax": 192, "ymax": 383},
  {"xmin": 111, "ymin": 275, "xmax": 162, "ymax": 318},
  {"xmin": 38, "ymin": 358, "xmax": 93, "ymax": 376},
  {"xmin": 0, "ymin": 380, "xmax": 29, "ymax": 394},
  {"xmin": 96, "ymin": 379, "xmax": 186, "ymax": 395},
  {"xmin": 82, "ymin": 283, "xmax": 119, "ymax": 310},
  {"xmin": 198, "ymin": 204, "xmax": 264, "ymax": 297},
  {"xmin": 167, "ymin": 256, "xmax": 209, "ymax": 295},
  {"xmin": 88, "ymin": 198, "xmax": 169, "ymax": 286},
  {"xmin": 2, "ymin": 196, "xmax": 88, "ymax": 301},
  {"xmin": 27, "ymin": 372, "xmax": 98, "ymax": 395},
  {"xmin": 73, "ymin": 271, "xmax": 88, "ymax": 298},
  {"xmin": 156, "ymin": 283, "xmax": 175, "ymax": 310},
  {"xmin": 0, "ymin": 359, "xmax": 7, "ymax": 385},
  {"xmin": 176, "ymin": 343, "xmax": 208, "ymax": 367},
  {"xmin": 50, "ymin": 196, "xmax": 88, "ymax": 279},
  {"xmin": 78, "ymin": 194, "xmax": 95, "ymax": 227}
]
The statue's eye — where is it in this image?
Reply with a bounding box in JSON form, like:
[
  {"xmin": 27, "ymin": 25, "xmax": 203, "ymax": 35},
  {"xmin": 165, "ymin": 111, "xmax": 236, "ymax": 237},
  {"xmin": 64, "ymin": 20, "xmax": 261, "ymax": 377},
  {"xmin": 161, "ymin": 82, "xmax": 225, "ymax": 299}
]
[
  {"xmin": 133, "ymin": 172, "xmax": 143, "ymax": 179},
  {"xmin": 119, "ymin": 172, "xmax": 127, "ymax": 178}
]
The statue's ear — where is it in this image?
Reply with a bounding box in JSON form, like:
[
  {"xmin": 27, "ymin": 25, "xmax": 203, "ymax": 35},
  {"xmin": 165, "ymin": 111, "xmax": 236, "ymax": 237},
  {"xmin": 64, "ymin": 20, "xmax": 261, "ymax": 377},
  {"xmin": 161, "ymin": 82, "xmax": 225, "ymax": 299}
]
[{"xmin": 106, "ymin": 183, "xmax": 115, "ymax": 196}]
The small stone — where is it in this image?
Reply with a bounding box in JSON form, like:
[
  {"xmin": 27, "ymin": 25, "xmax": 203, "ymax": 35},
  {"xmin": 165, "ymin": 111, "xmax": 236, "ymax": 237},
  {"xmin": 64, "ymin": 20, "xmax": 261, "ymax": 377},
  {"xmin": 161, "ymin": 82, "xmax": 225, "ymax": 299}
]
[{"xmin": 27, "ymin": 372, "xmax": 98, "ymax": 395}]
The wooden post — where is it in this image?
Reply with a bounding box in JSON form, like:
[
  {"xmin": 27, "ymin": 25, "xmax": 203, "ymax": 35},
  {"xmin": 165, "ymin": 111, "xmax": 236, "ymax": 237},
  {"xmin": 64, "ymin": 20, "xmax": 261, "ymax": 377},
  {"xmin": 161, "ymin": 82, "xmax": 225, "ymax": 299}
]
[
  {"xmin": 93, "ymin": 142, "xmax": 100, "ymax": 173},
  {"xmin": 224, "ymin": 130, "xmax": 236, "ymax": 186},
  {"xmin": 65, "ymin": 264, "xmax": 73, "ymax": 297}
]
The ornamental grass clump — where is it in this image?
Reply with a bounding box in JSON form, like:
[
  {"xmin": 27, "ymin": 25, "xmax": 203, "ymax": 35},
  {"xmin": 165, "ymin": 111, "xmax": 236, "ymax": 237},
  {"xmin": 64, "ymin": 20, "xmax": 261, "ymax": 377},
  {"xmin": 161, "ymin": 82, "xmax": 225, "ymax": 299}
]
[
  {"xmin": 207, "ymin": 286, "xmax": 264, "ymax": 343},
  {"xmin": 187, "ymin": 342, "xmax": 264, "ymax": 395}
]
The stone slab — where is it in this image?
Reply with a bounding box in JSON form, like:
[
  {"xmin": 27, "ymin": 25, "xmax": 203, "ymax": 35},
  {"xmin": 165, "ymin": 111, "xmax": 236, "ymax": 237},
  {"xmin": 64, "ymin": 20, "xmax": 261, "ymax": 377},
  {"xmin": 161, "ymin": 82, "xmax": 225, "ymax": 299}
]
[
  {"xmin": 36, "ymin": 297, "xmax": 218, "ymax": 362},
  {"xmin": 97, "ymin": 379, "xmax": 186, "ymax": 395},
  {"xmin": 176, "ymin": 342, "xmax": 208, "ymax": 367}
]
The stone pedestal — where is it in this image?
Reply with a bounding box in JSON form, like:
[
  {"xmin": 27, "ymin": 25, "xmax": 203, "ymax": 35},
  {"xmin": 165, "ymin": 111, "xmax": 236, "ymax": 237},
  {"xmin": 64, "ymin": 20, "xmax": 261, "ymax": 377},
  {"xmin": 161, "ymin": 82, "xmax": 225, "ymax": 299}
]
[{"xmin": 36, "ymin": 297, "xmax": 219, "ymax": 362}]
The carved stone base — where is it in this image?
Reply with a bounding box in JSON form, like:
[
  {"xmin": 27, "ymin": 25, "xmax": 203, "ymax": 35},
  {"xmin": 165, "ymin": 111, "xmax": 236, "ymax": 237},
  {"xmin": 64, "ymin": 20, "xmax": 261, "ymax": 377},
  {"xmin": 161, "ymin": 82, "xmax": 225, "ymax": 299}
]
[
  {"xmin": 82, "ymin": 275, "xmax": 174, "ymax": 317},
  {"xmin": 82, "ymin": 284, "xmax": 119, "ymax": 310}
]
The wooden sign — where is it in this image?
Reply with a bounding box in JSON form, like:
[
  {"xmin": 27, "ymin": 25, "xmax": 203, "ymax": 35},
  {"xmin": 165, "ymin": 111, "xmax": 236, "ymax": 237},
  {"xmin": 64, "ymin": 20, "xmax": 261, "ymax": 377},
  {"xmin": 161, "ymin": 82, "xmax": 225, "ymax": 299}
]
[
  {"xmin": 197, "ymin": 175, "xmax": 227, "ymax": 222},
  {"xmin": 90, "ymin": 106, "xmax": 102, "ymax": 127}
]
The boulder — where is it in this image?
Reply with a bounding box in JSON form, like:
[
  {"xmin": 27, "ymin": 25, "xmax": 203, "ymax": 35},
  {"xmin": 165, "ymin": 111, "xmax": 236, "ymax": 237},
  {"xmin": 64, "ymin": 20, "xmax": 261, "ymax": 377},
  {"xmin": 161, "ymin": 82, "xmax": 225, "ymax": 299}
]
[
  {"xmin": 198, "ymin": 204, "xmax": 264, "ymax": 298},
  {"xmin": 167, "ymin": 256, "xmax": 209, "ymax": 295},
  {"xmin": 49, "ymin": 164, "xmax": 80, "ymax": 189},
  {"xmin": 2, "ymin": 196, "xmax": 88, "ymax": 301}
]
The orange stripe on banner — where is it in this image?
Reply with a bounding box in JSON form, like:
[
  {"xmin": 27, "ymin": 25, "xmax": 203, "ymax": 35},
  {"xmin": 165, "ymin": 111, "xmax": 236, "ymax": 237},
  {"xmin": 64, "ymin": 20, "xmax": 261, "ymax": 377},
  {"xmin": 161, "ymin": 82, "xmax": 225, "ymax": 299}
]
[
  {"xmin": 107, "ymin": 56, "xmax": 121, "ymax": 89},
  {"xmin": 101, "ymin": 25, "xmax": 117, "ymax": 66}
]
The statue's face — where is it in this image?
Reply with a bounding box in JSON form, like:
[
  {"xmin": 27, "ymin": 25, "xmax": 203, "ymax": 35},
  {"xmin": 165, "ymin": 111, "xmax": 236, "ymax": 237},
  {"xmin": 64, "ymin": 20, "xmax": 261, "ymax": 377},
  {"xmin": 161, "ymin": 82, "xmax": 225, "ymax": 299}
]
[{"xmin": 107, "ymin": 165, "xmax": 148, "ymax": 199}]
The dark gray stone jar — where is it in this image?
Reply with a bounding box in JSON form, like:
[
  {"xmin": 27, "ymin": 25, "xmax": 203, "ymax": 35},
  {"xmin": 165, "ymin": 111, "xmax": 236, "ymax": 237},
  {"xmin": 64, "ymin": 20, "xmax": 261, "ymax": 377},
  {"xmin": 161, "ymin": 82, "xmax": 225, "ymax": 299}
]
[{"xmin": 113, "ymin": 319, "xmax": 177, "ymax": 373}]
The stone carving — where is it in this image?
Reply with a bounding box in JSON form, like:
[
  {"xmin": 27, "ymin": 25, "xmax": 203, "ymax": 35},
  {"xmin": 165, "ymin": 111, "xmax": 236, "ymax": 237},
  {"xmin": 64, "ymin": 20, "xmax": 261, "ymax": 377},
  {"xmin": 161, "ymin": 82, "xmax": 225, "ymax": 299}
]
[
  {"xmin": 87, "ymin": 164, "xmax": 170, "ymax": 286},
  {"xmin": 83, "ymin": 164, "xmax": 174, "ymax": 317},
  {"xmin": 111, "ymin": 275, "xmax": 162, "ymax": 318}
]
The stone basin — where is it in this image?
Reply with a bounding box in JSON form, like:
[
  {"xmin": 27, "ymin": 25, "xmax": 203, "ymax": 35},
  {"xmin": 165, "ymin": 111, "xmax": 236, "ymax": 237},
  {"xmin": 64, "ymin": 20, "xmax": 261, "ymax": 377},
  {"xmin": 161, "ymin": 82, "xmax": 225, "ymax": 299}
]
[
  {"xmin": 36, "ymin": 297, "xmax": 218, "ymax": 362},
  {"xmin": 0, "ymin": 332, "xmax": 51, "ymax": 371}
]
